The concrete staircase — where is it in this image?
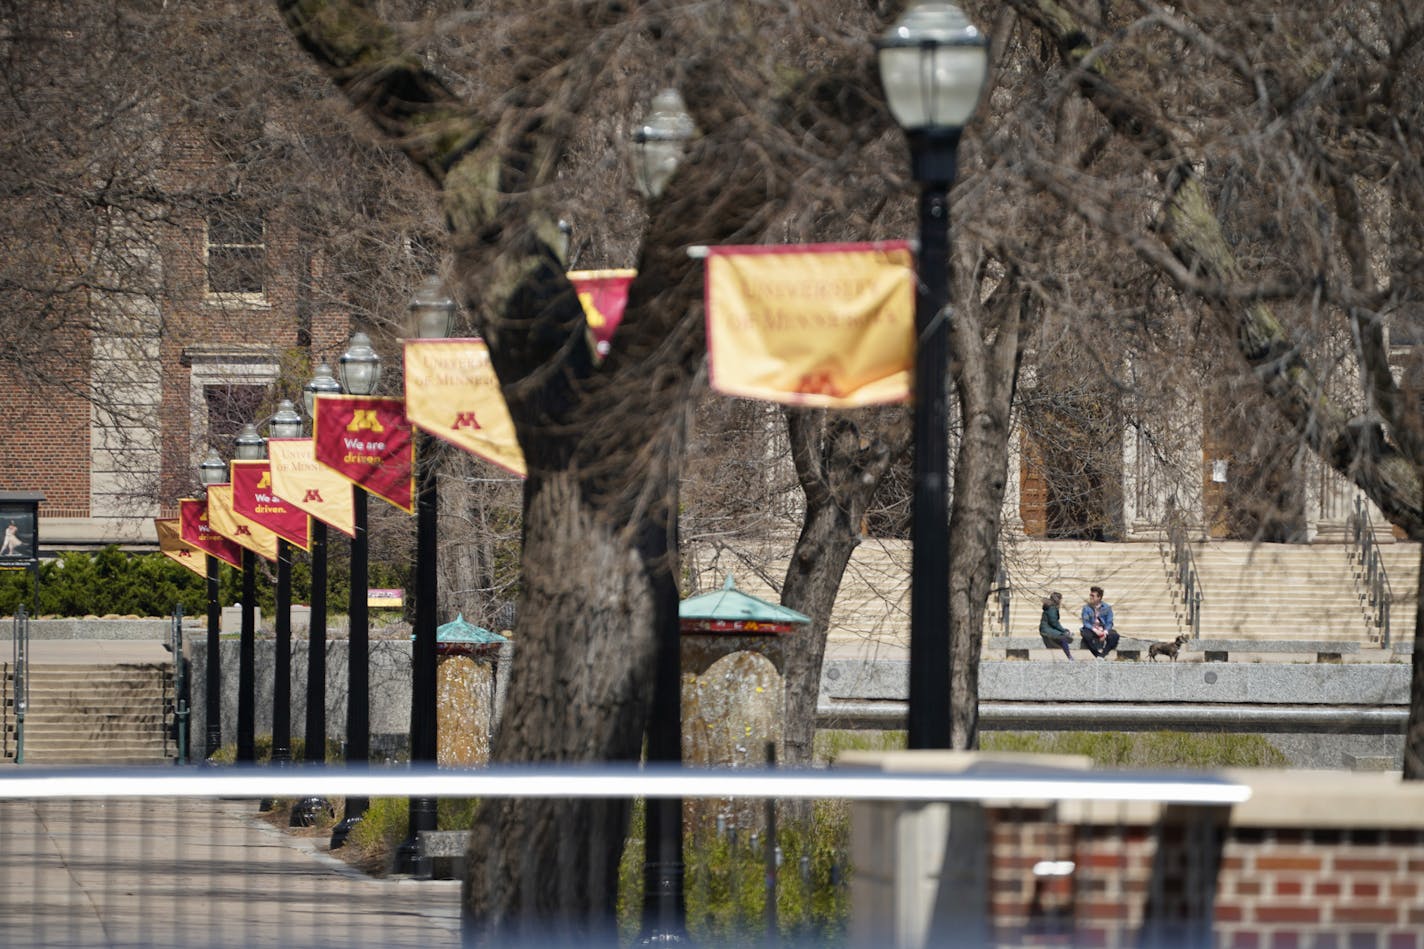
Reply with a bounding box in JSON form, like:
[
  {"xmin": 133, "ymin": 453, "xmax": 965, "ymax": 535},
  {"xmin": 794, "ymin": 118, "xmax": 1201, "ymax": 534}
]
[
  {"xmin": 691, "ymin": 537, "xmax": 1421, "ymax": 656},
  {"xmin": 5, "ymin": 662, "xmax": 176, "ymax": 765}
]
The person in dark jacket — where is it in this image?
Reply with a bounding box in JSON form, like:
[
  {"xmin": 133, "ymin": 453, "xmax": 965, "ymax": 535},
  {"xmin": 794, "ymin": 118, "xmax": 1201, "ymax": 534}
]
[{"xmin": 1039, "ymin": 592, "xmax": 1074, "ymax": 659}]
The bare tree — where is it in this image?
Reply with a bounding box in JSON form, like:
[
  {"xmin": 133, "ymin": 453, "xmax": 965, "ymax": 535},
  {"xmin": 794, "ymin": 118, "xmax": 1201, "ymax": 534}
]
[{"xmin": 999, "ymin": 0, "xmax": 1424, "ymax": 773}]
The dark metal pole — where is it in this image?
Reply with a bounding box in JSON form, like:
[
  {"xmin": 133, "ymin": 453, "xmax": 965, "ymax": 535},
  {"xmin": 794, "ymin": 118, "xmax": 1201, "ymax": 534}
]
[
  {"xmin": 238, "ymin": 547, "xmax": 257, "ymax": 763},
  {"xmin": 205, "ymin": 553, "xmax": 222, "ymax": 758},
  {"xmin": 397, "ymin": 432, "xmax": 439, "ymax": 875},
  {"xmin": 639, "ymin": 524, "xmax": 687, "ymax": 941},
  {"xmin": 332, "ymin": 488, "xmax": 369, "ymax": 847},
  {"xmin": 292, "ymin": 520, "xmax": 330, "ymax": 827},
  {"xmin": 305, "ymin": 521, "xmax": 328, "ymax": 761},
  {"xmin": 907, "ymin": 129, "xmax": 959, "ymax": 751},
  {"xmin": 272, "ymin": 539, "xmax": 292, "ymax": 764}
]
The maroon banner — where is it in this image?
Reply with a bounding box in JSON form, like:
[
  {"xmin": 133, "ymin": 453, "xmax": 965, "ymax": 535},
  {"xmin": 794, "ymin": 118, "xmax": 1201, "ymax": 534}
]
[
  {"xmin": 178, "ymin": 498, "xmax": 241, "ymax": 569},
  {"xmin": 231, "ymin": 460, "xmax": 310, "ymax": 550},
  {"xmin": 312, "ymin": 394, "xmax": 416, "ymax": 513},
  {"xmin": 569, "ymin": 269, "xmax": 635, "ymax": 359}
]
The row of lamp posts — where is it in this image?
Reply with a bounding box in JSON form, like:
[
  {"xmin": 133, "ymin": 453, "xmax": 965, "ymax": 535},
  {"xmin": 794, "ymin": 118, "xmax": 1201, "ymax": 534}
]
[
  {"xmin": 194, "ymin": 279, "xmax": 454, "ymax": 858},
  {"xmin": 188, "ymin": 0, "xmax": 983, "ymax": 926}
]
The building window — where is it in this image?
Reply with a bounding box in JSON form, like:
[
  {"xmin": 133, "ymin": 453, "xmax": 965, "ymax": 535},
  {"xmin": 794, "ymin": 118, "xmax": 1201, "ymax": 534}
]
[
  {"xmin": 205, "ymin": 383, "xmax": 266, "ymax": 446},
  {"xmin": 206, "ymin": 211, "xmax": 265, "ymax": 299}
]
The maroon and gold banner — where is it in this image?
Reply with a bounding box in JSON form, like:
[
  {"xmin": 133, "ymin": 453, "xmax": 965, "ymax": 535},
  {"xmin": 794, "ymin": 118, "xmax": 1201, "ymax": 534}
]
[
  {"xmin": 313, "ymin": 394, "xmax": 416, "ymax": 512},
  {"xmin": 231, "ymin": 460, "xmax": 310, "ymax": 550},
  {"xmin": 155, "ymin": 518, "xmax": 205, "ymax": 578},
  {"xmin": 267, "ymin": 438, "xmax": 356, "ymax": 538},
  {"xmin": 178, "ymin": 498, "xmax": 241, "ymax": 569},
  {"xmin": 569, "ymin": 268, "xmax": 635, "ymax": 358},
  {"xmin": 704, "ymin": 242, "xmax": 914, "ymax": 407},
  {"xmin": 205, "ymin": 484, "xmax": 279, "ymax": 562},
  {"xmin": 403, "ymin": 339, "xmax": 526, "ymax": 477}
]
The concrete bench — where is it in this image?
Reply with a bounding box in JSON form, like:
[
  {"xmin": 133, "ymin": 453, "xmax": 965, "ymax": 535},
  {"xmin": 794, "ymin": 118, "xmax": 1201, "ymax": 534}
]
[
  {"xmin": 987, "ymin": 636, "xmax": 1375, "ymax": 663},
  {"xmin": 1191, "ymin": 639, "xmax": 1361, "ymax": 663},
  {"xmin": 415, "ymin": 830, "xmax": 469, "ymax": 880}
]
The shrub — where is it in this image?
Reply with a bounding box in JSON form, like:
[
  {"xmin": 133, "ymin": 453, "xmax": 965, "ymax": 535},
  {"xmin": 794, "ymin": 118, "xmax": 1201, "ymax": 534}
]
[{"xmin": 0, "ymin": 545, "xmax": 409, "ymax": 620}]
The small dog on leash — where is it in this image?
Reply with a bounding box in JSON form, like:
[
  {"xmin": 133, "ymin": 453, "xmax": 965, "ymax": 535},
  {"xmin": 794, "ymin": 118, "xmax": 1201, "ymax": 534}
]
[{"xmin": 1148, "ymin": 634, "xmax": 1190, "ymax": 662}]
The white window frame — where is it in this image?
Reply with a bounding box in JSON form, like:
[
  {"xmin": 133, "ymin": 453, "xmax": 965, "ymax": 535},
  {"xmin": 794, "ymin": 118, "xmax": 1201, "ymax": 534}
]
[{"xmin": 204, "ymin": 212, "xmax": 269, "ymax": 306}]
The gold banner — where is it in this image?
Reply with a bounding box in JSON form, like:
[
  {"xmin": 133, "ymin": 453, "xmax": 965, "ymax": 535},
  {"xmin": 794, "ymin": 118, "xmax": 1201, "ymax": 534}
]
[
  {"xmin": 704, "ymin": 242, "xmax": 914, "ymax": 407},
  {"xmin": 155, "ymin": 518, "xmax": 206, "ymax": 578},
  {"xmin": 267, "ymin": 438, "xmax": 356, "ymax": 537},
  {"xmin": 205, "ymin": 484, "xmax": 279, "ymax": 562},
  {"xmin": 403, "ymin": 339, "xmax": 526, "ymax": 476}
]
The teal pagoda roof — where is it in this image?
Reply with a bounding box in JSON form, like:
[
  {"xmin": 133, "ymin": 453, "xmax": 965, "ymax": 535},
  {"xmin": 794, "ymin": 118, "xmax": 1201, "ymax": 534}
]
[
  {"xmin": 678, "ymin": 574, "xmax": 810, "ymax": 634},
  {"xmin": 435, "ymin": 614, "xmax": 508, "ymax": 645}
]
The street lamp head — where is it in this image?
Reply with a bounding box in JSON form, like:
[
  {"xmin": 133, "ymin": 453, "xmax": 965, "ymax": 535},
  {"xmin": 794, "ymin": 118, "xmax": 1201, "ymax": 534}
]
[
  {"xmin": 233, "ymin": 422, "xmax": 266, "ymax": 461},
  {"xmin": 269, "ymin": 399, "xmax": 304, "ymax": 439},
  {"xmin": 408, "ymin": 275, "xmax": 457, "ymax": 340},
  {"xmin": 197, "ymin": 447, "xmax": 228, "ymax": 487},
  {"xmin": 876, "ymin": 1, "xmax": 988, "ymax": 134},
  {"xmin": 303, "ymin": 363, "xmax": 343, "ymax": 419},
  {"xmin": 338, "ymin": 332, "xmax": 382, "ymax": 396},
  {"xmin": 630, "ymin": 88, "xmax": 696, "ymax": 199}
]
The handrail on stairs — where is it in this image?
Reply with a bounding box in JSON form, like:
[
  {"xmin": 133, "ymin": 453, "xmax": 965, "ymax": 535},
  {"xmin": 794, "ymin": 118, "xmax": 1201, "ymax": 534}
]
[
  {"xmin": 12, "ymin": 605, "xmax": 27, "ymax": 764},
  {"xmin": 171, "ymin": 604, "xmax": 189, "ymax": 765},
  {"xmin": 1166, "ymin": 514, "xmax": 1203, "ymax": 641},
  {"xmin": 989, "ymin": 548, "xmax": 1011, "ymax": 635},
  {"xmin": 1347, "ymin": 496, "xmax": 1392, "ymax": 648}
]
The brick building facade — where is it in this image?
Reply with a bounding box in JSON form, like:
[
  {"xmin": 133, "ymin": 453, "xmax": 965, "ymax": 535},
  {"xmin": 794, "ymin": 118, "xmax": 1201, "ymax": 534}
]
[{"xmin": 0, "ymin": 125, "xmax": 352, "ymax": 550}]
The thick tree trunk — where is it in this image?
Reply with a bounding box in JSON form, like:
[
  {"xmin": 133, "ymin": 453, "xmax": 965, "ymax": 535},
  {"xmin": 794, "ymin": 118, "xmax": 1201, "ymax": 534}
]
[
  {"xmin": 779, "ymin": 409, "xmax": 907, "ymax": 788},
  {"xmin": 463, "ymin": 473, "xmax": 658, "ymax": 940},
  {"xmin": 947, "ymin": 282, "xmax": 1027, "ymax": 750},
  {"xmin": 946, "ymin": 400, "xmax": 1010, "ymax": 750},
  {"xmin": 780, "ymin": 502, "xmax": 859, "ymax": 763}
]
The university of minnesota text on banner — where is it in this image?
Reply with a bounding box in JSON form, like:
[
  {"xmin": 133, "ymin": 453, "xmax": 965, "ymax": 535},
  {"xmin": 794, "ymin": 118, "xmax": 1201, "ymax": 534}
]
[
  {"xmin": 177, "ymin": 498, "xmax": 241, "ymax": 568},
  {"xmin": 403, "ymin": 339, "xmax": 526, "ymax": 477},
  {"xmin": 205, "ymin": 484, "xmax": 279, "ymax": 562},
  {"xmin": 704, "ymin": 242, "xmax": 914, "ymax": 407},
  {"xmin": 231, "ymin": 460, "xmax": 310, "ymax": 550},
  {"xmin": 155, "ymin": 518, "xmax": 205, "ymax": 578},
  {"xmin": 569, "ymin": 269, "xmax": 635, "ymax": 358},
  {"xmin": 267, "ymin": 438, "xmax": 355, "ymax": 537},
  {"xmin": 313, "ymin": 394, "xmax": 416, "ymax": 512}
]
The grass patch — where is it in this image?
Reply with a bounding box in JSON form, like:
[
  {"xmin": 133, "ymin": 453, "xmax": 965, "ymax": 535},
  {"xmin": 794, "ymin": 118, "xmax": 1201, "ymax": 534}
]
[
  {"xmin": 980, "ymin": 730, "xmax": 1290, "ymax": 768},
  {"xmin": 813, "ymin": 728, "xmax": 1288, "ymax": 768}
]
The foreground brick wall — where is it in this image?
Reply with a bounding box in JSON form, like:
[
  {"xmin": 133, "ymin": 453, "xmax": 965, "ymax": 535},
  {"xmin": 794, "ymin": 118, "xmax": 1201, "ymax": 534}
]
[
  {"xmin": 1215, "ymin": 828, "xmax": 1424, "ymax": 946},
  {"xmin": 989, "ymin": 816, "xmax": 1424, "ymax": 948},
  {"xmin": 850, "ymin": 755, "xmax": 1424, "ymax": 948}
]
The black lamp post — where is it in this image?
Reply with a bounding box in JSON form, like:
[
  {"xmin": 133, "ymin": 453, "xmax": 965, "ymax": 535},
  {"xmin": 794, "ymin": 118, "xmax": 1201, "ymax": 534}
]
[
  {"xmin": 197, "ymin": 447, "xmax": 228, "ymax": 759},
  {"xmin": 232, "ymin": 422, "xmax": 267, "ymax": 764},
  {"xmin": 631, "ymin": 88, "xmax": 696, "ymax": 942},
  {"xmin": 293, "ymin": 365, "xmax": 343, "ymax": 827},
  {"xmin": 331, "ymin": 332, "xmax": 381, "ymax": 849},
  {"xmin": 876, "ymin": 0, "xmax": 987, "ymax": 750},
  {"xmin": 396, "ymin": 275, "xmax": 456, "ymax": 876},
  {"xmin": 267, "ymin": 400, "xmax": 304, "ymax": 767}
]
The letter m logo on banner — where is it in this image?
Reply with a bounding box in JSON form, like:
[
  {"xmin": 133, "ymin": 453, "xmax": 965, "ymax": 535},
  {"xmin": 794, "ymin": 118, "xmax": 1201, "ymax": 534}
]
[{"xmin": 348, "ymin": 409, "xmax": 384, "ymax": 433}]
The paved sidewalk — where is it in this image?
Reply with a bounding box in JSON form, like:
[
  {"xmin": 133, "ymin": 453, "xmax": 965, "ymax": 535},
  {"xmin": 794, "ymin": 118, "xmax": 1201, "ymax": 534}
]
[
  {"xmin": 19, "ymin": 639, "xmax": 172, "ymax": 664},
  {"xmin": 0, "ymin": 796, "xmax": 461, "ymax": 947}
]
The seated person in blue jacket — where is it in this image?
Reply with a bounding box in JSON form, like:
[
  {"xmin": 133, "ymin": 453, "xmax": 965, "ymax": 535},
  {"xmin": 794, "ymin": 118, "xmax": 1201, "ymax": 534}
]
[
  {"xmin": 1038, "ymin": 592, "xmax": 1073, "ymax": 659},
  {"xmin": 1079, "ymin": 585, "xmax": 1119, "ymax": 658}
]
